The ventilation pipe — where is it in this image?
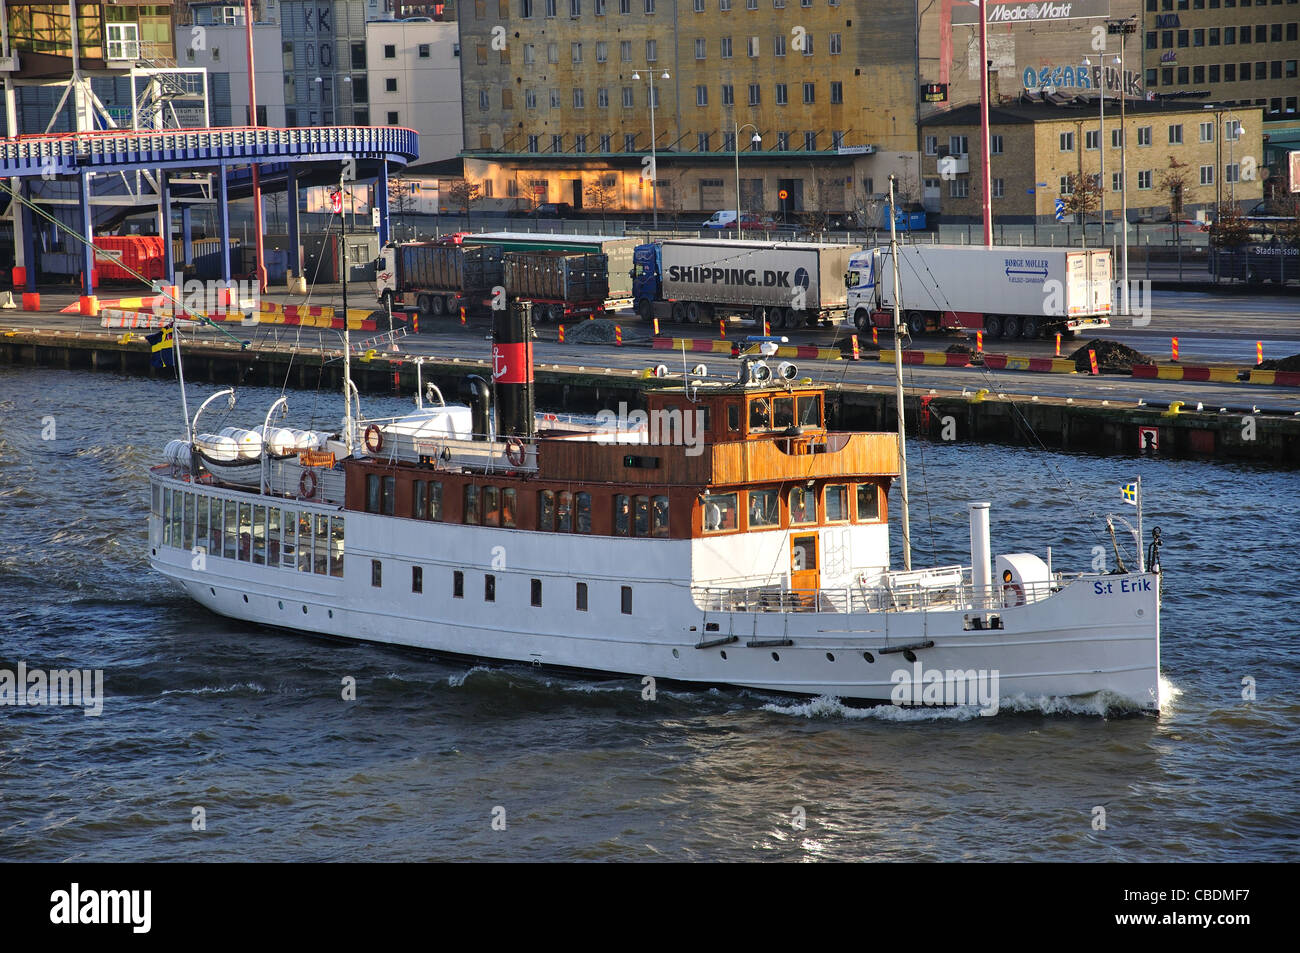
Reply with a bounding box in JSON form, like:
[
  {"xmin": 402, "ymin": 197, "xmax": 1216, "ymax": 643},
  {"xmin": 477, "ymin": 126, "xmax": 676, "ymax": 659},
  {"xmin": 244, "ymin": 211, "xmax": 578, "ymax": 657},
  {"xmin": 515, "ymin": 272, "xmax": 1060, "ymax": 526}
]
[
  {"xmin": 459, "ymin": 375, "xmax": 492, "ymax": 442},
  {"xmin": 969, "ymin": 502, "xmax": 992, "ymax": 608}
]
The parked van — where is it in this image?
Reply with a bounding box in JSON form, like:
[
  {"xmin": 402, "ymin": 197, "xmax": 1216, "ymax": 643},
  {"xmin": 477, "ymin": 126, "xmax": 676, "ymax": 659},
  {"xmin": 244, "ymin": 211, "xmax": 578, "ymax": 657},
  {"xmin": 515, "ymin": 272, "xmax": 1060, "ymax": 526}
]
[{"xmin": 701, "ymin": 210, "xmax": 739, "ymax": 229}]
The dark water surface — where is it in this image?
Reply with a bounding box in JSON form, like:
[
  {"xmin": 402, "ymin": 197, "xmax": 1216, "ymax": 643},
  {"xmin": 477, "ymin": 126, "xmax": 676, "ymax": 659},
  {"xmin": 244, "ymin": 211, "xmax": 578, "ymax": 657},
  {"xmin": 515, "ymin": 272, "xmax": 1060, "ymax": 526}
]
[{"xmin": 1, "ymin": 366, "xmax": 1297, "ymax": 862}]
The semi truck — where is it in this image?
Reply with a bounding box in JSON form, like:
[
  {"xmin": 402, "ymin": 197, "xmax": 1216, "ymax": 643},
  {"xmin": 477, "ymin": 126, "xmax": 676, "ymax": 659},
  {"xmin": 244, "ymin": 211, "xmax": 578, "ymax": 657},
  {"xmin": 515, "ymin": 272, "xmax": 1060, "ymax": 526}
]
[
  {"xmin": 460, "ymin": 232, "xmax": 638, "ymax": 304},
  {"xmin": 375, "ymin": 242, "xmax": 505, "ymax": 320},
  {"xmin": 631, "ymin": 239, "xmax": 856, "ymax": 329},
  {"xmin": 502, "ymin": 251, "xmax": 612, "ymax": 323},
  {"xmin": 844, "ymin": 244, "xmax": 1112, "ymax": 340}
]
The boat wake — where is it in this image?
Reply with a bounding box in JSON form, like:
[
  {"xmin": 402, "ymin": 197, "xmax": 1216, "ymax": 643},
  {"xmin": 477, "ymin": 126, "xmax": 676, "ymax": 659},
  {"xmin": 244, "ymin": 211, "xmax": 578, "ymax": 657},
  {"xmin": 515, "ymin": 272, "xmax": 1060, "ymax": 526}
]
[{"xmin": 763, "ymin": 690, "xmax": 1162, "ymax": 721}]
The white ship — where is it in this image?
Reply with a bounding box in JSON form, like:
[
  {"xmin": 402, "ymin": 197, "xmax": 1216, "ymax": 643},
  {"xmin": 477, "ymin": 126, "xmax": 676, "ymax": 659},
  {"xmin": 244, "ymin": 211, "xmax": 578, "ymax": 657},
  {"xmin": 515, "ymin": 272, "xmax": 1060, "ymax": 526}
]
[{"xmin": 147, "ymin": 318, "xmax": 1163, "ymax": 713}]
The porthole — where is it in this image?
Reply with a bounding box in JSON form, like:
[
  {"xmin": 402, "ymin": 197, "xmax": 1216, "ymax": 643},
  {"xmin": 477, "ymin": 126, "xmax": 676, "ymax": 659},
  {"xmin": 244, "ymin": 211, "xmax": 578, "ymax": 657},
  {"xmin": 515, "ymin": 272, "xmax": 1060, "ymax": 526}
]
[
  {"xmin": 242, "ymin": 594, "xmax": 249, "ymax": 603},
  {"xmin": 328, "ymin": 609, "xmax": 334, "ymax": 618},
  {"xmin": 672, "ymin": 648, "xmax": 679, "ymax": 658},
  {"xmin": 720, "ymin": 650, "xmax": 727, "ymax": 660},
  {"xmin": 278, "ymin": 600, "xmax": 284, "ymax": 610},
  {"xmin": 302, "ymin": 605, "xmax": 308, "ymax": 614},
  {"xmin": 903, "ymin": 649, "xmax": 917, "ymax": 663},
  {"xmin": 863, "ymin": 651, "xmax": 875, "ymax": 663},
  {"xmin": 826, "ymin": 652, "xmax": 835, "ymax": 662},
  {"xmin": 771, "ymin": 652, "xmax": 780, "ymax": 662},
  {"xmin": 210, "ymin": 587, "xmax": 216, "ymax": 596}
]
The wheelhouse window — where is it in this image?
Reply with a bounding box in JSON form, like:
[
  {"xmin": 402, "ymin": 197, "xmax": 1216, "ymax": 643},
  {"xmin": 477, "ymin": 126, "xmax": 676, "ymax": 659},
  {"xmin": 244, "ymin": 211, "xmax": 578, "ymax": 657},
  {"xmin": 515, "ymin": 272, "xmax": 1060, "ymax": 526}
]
[
  {"xmin": 412, "ymin": 565, "xmax": 423, "ymax": 593},
  {"xmin": 651, "ymin": 496, "xmax": 669, "ymax": 537},
  {"xmin": 575, "ymin": 492, "xmax": 591, "ymax": 533},
  {"xmin": 797, "ymin": 394, "xmax": 822, "ymax": 427},
  {"xmin": 482, "ymin": 485, "xmax": 501, "ymax": 527},
  {"xmin": 748, "ymin": 489, "xmax": 779, "ymax": 527},
  {"xmin": 727, "ymin": 403, "xmax": 740, "ymax": 432},
  {"xmin": 296, "ymin": 512, "xmax": 312, "ymax": 571},
  {"xmin": 749, "ymin": 397, "xmax": 771, "ymax": 431},
  {"xmin": 614, "ymin": 494, "xmax": 630, "ymax": 536},
  {"xmin": 702, "ymin": 492, "xmax": 738, "ymax": 533},
  {"xmin": 413, "ymin": 480, "xmax": 443, "ymax": 520},
  {"xmin": 464, "ymin": 484, "xmax": 480, "ymax": 524},
  {"xmin": 329, "ymin": 518, "xmax": 344, "ymax": 577},
  {"xmin": 789, "ymin": 486, "xmax": 817, "ymax": 524},
  {"xmin": 557, "ymin": 491, "xmax": 573, "ymax": 532},
  {"xmin": 633, "ymin": 495, "xmax": 650, "ymax": 536},
  {"xmin": 366, "ymin": 473, "xmax": 395, "ymax": 514},
  {"xmin": 825, "ymin": 484, "xmax": 848, "ymax": 522},
  {"xmin": 772, "ymin": 396, "xmax": 795, "ymax": 429},
  {"xmin": 856, "ymin": 483, "xmax": 880, "ymax": 521},
  {"xmin": 531, "ymin": 578, "xmax": 543, "ymax": 606},
  {"xmin": 539, "ymin": 490, "xmax": 556, "ymax": 530},
  {"xmin": 502, "ymin": 488, "xmax": 517, "ymax": 528}
]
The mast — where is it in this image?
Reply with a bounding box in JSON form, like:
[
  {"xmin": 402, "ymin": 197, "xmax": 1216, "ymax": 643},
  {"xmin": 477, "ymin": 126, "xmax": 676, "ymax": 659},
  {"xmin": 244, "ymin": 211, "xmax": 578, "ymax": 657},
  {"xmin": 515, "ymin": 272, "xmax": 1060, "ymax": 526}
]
[
  {"xmin": 888, "ymin": 174, "xmax": 912, "ymax": 571},
  {"xmin": 339, "ymin": 170, "xmax": 354, "ymax": 454},
  {"xmin": 171, "ymin": 320, "xmax": 192, "ymax": 442},
  {"xmin": 1136, "ymin": 475, "xmax": 1144, "ymax": 573}
]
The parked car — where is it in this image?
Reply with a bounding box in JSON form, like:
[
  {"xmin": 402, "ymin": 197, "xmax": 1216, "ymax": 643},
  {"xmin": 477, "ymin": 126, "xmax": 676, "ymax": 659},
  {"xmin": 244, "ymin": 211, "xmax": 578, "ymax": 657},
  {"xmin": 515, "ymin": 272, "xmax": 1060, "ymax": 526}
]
[
  {"xmin": 532, "ymin": 202, "xmax": 574, "ymax": 218},
  {"xmin": 701, "ymin": 210, "xmax": 764, "ymax": 230},
  {"xmin": 434, "ymin": 231, "xmax": 472, "ymax": 245}
]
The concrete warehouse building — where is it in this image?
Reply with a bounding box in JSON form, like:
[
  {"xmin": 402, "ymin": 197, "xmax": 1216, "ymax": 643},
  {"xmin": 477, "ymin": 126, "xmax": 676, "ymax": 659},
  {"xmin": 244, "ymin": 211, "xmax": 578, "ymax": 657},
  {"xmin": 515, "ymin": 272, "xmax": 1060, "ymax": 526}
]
[{"xmin": 919, "ymin": 99, "xmax": 1265, "ymax": 224}]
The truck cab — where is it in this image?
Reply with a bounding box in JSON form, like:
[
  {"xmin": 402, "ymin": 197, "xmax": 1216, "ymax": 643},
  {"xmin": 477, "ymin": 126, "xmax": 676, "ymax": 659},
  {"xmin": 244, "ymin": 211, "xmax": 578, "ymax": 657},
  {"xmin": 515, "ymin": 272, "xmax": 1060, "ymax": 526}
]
[
  {"xmin": 631, "ymin": 243, "xmax": 662, "ymax": 319},
  {"xmin": 844, "ymin": 249, "xmax": 879, "ymax": 332}
]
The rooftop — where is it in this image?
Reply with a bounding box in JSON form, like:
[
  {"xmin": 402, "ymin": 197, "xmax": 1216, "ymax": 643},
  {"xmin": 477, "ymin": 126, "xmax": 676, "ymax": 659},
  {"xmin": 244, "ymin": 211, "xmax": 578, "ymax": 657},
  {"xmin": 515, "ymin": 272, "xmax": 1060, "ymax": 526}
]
[{"xmin": 919, "ymin": 98, "xmax": 1256, "ymax": 127}]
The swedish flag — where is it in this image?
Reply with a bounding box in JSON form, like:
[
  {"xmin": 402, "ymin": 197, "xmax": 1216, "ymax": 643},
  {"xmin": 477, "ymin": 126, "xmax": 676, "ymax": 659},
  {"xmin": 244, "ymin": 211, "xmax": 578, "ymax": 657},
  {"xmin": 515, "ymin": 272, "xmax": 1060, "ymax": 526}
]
[
  {"xmin": 1121, "ymin": 481, "xmax": 1138, "ymax": 506},
  {"xmin": 147, "ymin": 328, "xmax": 174, "ymax": 370}
]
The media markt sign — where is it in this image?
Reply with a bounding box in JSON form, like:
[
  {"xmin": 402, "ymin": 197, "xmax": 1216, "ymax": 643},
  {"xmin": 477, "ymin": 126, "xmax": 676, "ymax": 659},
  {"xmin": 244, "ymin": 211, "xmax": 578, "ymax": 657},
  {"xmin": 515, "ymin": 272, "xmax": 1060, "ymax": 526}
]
[{"xmin": 952, "ymin": 0, "xmax": 1110, "ymax": 23}]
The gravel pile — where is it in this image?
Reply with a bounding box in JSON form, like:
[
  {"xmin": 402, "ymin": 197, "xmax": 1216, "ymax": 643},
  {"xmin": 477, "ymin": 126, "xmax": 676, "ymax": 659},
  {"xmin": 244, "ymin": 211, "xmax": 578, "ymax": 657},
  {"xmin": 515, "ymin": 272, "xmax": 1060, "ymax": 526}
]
[
  {"xmin": 561, "ymin": 319, "xmax": 651, "ymax": 345},
  {"xmin": 1256, "ymin": 353, "xmax": 1300, "ymax": 372},
  {"xmin": 1067, "ymin": 338, "xmax": 1156, "ymax": 374}
]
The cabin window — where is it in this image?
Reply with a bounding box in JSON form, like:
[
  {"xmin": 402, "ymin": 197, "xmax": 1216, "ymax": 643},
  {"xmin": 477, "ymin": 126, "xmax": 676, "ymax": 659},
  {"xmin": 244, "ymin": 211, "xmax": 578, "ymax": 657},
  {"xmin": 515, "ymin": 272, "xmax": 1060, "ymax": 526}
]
[
  {"xmin": 196, "ymin": 495, "xmax": 210, "ymax": 552},
  {"xmin": 702, "ymin": 492, "xmax": 739, "ymax": 532},
  {"xmin": 614, "ymin": 495, "xmax": 630, "ymax": 536},
  {"xmin": 315, "ymin": 514, "xmax": 330, "ymax": 574},
  {"xmin": 297, "ymin": 512, "xmax": 313, "ymax": 571},
  {"xmin": 531, "ymin": 578, "xmax": 542, "ymax": 606},
  {"xmin": 429, "ymin": 482, "xmax": 443, "ymax": 520},
  {"xmin": 225, "ymin": 501, "xmax": 241, "ymax": 561},
  {"xmin": 825, "ymin": 484, "xmax": 848, "ymax": 522},
  {"xmin": 749, "ymin": 397, "xmax": 771, "ymax": 430},
  {"xmin": 576, "ymin": 581, "xmax": 588, "ymax": 611},
  {"xmin": 329, "ymin": 517, "xmax": 344, "ymax": 577},
  {"xmin": 382, "ymin": 476, "xmax": 395, "ymax": 515},
  {"xmin": 557, "ymin": 491, "xmax": 573, "ymax": 532},
  {"xmin": 748, "ymin": 489, "xmax": 780, "ymax": 527},
  {"xmin": 185, "ymin": 493, "xmax": 197, "ymax": 551},
  {"xmin": 857, "ymin": 483, "xmax": 880, "ymax": 521},
  {"xmin": 412, "ymin": 565, "xmax": 423, "ymax": 593},
  {"xmin": 485, "ymin": 574, "xmax": 496, "ymax": 602},
  {"xmin": 411, "ymin": 480, "xmax": 444, "ymax": 521},
  {"xmin": 621, "ymin": 585, "xmax": 633, "ymax": 615},
  {"xmin": 453, "ymin": 570, "xmax": 464, "ymax": 598},
  {"xmin": 651, "ymin": 496, "xmax": 670, "ymax": 537},
  {"xmin": 152, "ymin": 484, "xmax": 162, "ymax": 518},
  {"xmin": 502, "ymin": 488, "xmax": 517, "ymax": 528},
  {"xmin": 539, "ymin": 490, "xmax": 556, "ymax": 531},
  {"xmin": 633, "ymin": 495, "xmax": 650, "ymax": 536},
  {"xmin": 727, "ymin": 403, "xmax": 740, "ymax": 432},
  {"xmin": 797, "ymin": 395, "xmax": 821, "ymax": 428},
  {"xmin": 575, "ymin": 492, "xmax": 591, "ymax": 533},
  {"xmin": 250, "ymin": 505, "xmax": 265, "ymax": 564},
  {"xmin": 366, "ymin": 474, "xmax": 379, "ymax": 513},
  {"xmin": 483, "ymin": 485, "xmax": 501, "ymax": 527},
  {"xmin": 371, "ymin": 559, "xmax": 383, "ymax": 587},
  {"xmin": 279, "ymin": 507, "xmax": 295, "ymax": 568},
  {"xmin": 267, "ymin": 507, "xmax": 282, "ymax": 566},
  {"xmin": 238, "ymin": 502, "xmax": 253, "ymax": 561},
  {"xmin": 773, "ymin": 396, "xmax": 795, "ymax": 429},
  {"xmin": 789, "ymin": 486, "xmax": 817, "ymax": 524},
  {"xmin": 464, "ymin": 484, "xmax": 480, "ymax": 524}
]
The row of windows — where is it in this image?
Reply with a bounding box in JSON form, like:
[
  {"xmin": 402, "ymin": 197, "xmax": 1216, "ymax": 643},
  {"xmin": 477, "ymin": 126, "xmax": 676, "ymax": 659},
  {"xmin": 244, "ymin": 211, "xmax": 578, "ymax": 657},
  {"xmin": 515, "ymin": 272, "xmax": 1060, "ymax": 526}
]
[
  {"xmin": 510, "ymin": 0, "xmax": 837, "ymax": 16},
  {"xmin": 1148, "ymin": 61, "xmax": 1299, "ymax": 85},
  {"xmin": 504, "ymin": 33, "xmax": 835, "ymax": 66},
  {"xmin": 375, "ymin": 561, "xmax": 635, "ymax": 616},
  {"xmin": 522, "ymin": 128, "xmax": 846, "ymax": 154},
  {"xmin": 1149, "ymin": 0, "xmax": 1298, "ymax": 9},
  {"xmin": 701, "ymin": 483, "xmax": 880, "ymax": 534},
  {"xmin": 1057, "ymin": 120, "xmax": 1248, "ymax": 153},
  {"xmin": 156, "ymin": 486, "xmax": 344, "ymax": 578},
  {"xmin": 1147, "ymin": 21, "xmax": 1299, "ymax": 47},
  {"xmin": 925, "ymin": 135, "xmax": 997, "ymax": 156},
  {"xmin": 494, "ymin": 80, "xmax": 845, "ymax": 113}
]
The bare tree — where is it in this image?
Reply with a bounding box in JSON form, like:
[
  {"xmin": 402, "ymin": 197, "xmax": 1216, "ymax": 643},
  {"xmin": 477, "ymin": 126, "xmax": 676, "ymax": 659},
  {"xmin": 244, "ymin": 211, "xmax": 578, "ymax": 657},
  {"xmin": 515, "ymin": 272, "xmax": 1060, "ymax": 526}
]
[
  {"xmin": 1158, "ymin": 155, "xmax": 1192, "ymax": 246},
  {"xmin": 445, "ymin": 179, "xmax": 481, "ymax": 228},
  {"xmin": 1062, "ymin": 172, "xmax": 1102, "ymax": 245},
  {"xmin": 584, "ymin": 176, "xmax": 617, "ymax": 226},
  {"xmin": 388, "ymin": 175, "xmax": 417, "ymax": 240}
]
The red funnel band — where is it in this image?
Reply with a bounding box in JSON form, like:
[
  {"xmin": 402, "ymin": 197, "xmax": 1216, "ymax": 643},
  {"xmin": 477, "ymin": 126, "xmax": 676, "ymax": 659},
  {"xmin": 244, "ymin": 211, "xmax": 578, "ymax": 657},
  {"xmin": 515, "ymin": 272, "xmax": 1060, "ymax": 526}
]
[{"xmin": 491, "ymin": 341, "xmax": 533, "ymax": 384}]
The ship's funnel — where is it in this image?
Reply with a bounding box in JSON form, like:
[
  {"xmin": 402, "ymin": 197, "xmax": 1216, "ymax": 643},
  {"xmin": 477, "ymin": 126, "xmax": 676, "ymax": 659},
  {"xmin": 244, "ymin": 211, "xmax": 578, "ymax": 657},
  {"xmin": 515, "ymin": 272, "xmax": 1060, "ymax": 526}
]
[
  {"xmin": 492, "ymin": 301, "xmax": 535, "ymax": 439},
  {"xmin": 970, "ymin": 502, "xmax": 992, "ymax": 608}
]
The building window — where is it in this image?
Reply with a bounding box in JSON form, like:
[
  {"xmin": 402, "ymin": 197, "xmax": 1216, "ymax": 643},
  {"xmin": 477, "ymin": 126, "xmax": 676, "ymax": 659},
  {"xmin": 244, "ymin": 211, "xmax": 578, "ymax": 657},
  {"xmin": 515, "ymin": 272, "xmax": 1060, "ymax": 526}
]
[
  {"xmin": 696, "ymin": 85, "xmax": 708, "ymax": 106},
  {"xmin": 386, "ymin": 77, "xmax": 398, "ymax": 92},
  {"xmin": 830, "ymin": 81, "xmax": 843, "ymax": 104},
  {"xmin": 777, "ymin": 132, "xmax": 789, "ymax": 151},
  {"xmin": 1225, "ymin": 163, "xmax": 1240, "ymax": 183},
  {"xmin": 646, "ymin": 39, "xmax": 658, "ymax": 60},
  {"xmin": 527, "ymin": 134, "xmax": 539, "ymax": 152},
  {"xmin": 950, "ymin": 135, "xmax": 968, "ymax": 154},
  {"xmin": 990, "ymin": 134, "xmax": 1003, "ymax": 154},
  {"xmin": 774, "ymin": 34, "xmax": 786, "ymax": 56},
  {"xmin": 526, "ymin": 90, "xmax": 539, "ymax": 109},
  {"xmin": 599, "ymin": 133, "xmax": 611, "ymax": 151},
  {"xmin": 384, "ymin": 44, "xmax": 396, "ymax": 58},
  {"xmin": 1137, "ymin": 126, "xmax": 1151, "ymax": 147},
  {"xmin": 992, "ymin": 178, "xmax": 1004, "ymax": 198},
  {"xmin": 720, "ymin": 36, "xmax": 733, "ymax": 57},
  {"xmin": 547, "ymin": 0, "xmax": 558, "ymax": 12},
  {"xmin": 412, "ymin": 565, "xmax": 423, "ymax": 593},
  {"xmin": 479, "ymin": 90, "xmax": 490, "ymax": 110},
  {"xmin": 803, "ymin": 33, "xmax": 813, "ymax": 55},
  {"xmin": 531, "ymin": 578, "xmax": 542, "ymax": 607},
  {"xmin": 598, "ymin": 88, "xmax": 609, "ymax": 108},
  {"xmin": 371, "ymin": 559, "xmax": 382, "ymax": 587},
  {"xmin": 802, "ymin": 82, "xmax": 815, "ymax": 104},
  {"xmin": 1086, "ymin": 129, "xmax": 1100, "ymax": 150},
  {"xmin": 748, "ymin": 84, "xmax": 761, "ymax": 105},
  {"xmin": 698, "ymin": 132, "xmax": 710, "ymax": 151},
  {"xmin": 645, "ymin": 0, "xmax": 655, "ymax": 10},
  {"xmin": 1200, "ymin": 164, "xmax": 1214, "ymax": 185},
  {"xmin": 1168, "ymin": 124, "xmax": 1183, "ymax": 144},
  {"xmin": 1138, "ymin": 169, "xmax": 1153, "ymax": 189},
  {"xmin": 484, "ymin": 574, "xmax": 496, "ymax": 602},
  {"xmin": 418, "ymin": 44, "xmax": 430, "ymax": 58},
  {"xmin": 1193, "ymin": 28, "xmax": 1204, "ymax": 46},
  {"xmin": 573, "ymin": 89, "xmax": 585, "ymax": 107},
  {"xmin": 548, "ymin": 42, "xmax": 559, "ymax": 63},
  {"xmin": 803, "ymin": 131, "xmax": 817, "ymax": 151},
  {"xmin": 453, "ymin": 570, "xmax": 464, "ymax": 598},
  {"xmin": 620, "ymin": 40, "xmax": 631, "ymax": 61},
  {"xmin": 832, "ymin": 130, "xmax": 845, "ymax": 149},
  {"xmin": 695, "ymin": 38, "xmax": 706, "ymax": 58},
  {"xmin": 575, "ymin": 134, "xmax": 587, "ymax": 152},
  {"xmin": 1199, "ymin": 121, "xmax": 1213, "ymax": 142},
  {"xmin": 621, "ymin": 585, "xmax": 633, "ymax": 615},
  {"xmin": 550, "ymin": 89, "xmax": 561, "ymax": 107},
  {"xmin": 622, "ymin": 87, "xmax": 634, "ymax": 108},
  {"xmin": 722, "ymin": 84, "xmax": 734, "ymax": 105},
  {"xmin": 576, "ymin": 582, "xmax": 588, "ymax": 611},
  {"xmin": 1060, "ymin": 176, "xmax": 1074, "ymax": 195},
  {"xmin": 1112, "ymin": 172, "xmax": 1122, "ymax": 192},
  {"xmin": 1112, "ymin": 128, "xmax": 1125, "ymax": 148},
  {"xmin": 572, "ymin": 42, "xmax": 582, "ymax": 63},
  {"xmin": 829, "ymin": 32, "xmax": 841, "ymax": 54},
  {"xmin": 596, "ymin": 41, "xmax": 607, "ymax": 61},
  {"xmin": 624, "ymin": 132, "xmax": 636, "ymax": 151},
  {"xmin": 1059, "ymin": 131, "xmax": 1074, "ymax": 151},
  {"xmin": 949, "ymin": 178, "xmax": 969, "ymax": 198},
  {"xmin": 924, "ymin": 135, "xmax": 938, "ymax": 155}
]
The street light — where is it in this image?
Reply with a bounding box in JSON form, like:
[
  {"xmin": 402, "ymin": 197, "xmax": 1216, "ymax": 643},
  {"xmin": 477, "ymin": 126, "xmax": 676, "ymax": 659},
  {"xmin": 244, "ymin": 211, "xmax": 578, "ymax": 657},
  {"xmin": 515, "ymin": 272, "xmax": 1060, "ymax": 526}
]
[
  {"xmin": 1107, "ymin": 15, "xmax": 1138, "ymax": 314},
  {"xmin": 1081, "ymin": 52, "xmax": 1122, "ymax": 248},
  {"xmin": 733, "ymin": 121, "xmax": 761, "ymax": 240},
  {"xmin": 632, "ymin": 69, "xmax": 671, "ymax": 228},
  {"xmin": 1228, "ymin": 118, "xmax": 1246, "ymax": 206}
]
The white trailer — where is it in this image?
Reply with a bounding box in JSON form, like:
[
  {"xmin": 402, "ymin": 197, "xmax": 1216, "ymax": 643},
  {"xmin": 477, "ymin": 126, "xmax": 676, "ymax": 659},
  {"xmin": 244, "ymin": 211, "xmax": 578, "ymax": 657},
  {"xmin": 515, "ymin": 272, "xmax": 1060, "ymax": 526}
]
[
  {"xmin": 633, "ymin": 239, "xmax": 855, "ymax": 329},
  {"xmin": 844, "ymin": 244, "xmax": 1113, "ymax": 340}
]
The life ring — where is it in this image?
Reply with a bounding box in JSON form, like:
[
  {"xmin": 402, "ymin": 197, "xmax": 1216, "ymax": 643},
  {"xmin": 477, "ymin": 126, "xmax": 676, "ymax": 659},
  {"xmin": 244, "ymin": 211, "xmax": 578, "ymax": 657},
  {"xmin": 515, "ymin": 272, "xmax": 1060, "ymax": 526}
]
[
  {"xmin": 1002, "ymin": 581, "xmax": 1025, "ymax": 606},
  {"xmin": 364, "ymin": 424, "xmax": 383, "ymax": 453},
  {"xmin": 505, "ymin": 437, "xmax": 526, "ymax": 467},
  {"xmin": 299, "ymin": 468, "xmax": 318, "ymax": 498}
]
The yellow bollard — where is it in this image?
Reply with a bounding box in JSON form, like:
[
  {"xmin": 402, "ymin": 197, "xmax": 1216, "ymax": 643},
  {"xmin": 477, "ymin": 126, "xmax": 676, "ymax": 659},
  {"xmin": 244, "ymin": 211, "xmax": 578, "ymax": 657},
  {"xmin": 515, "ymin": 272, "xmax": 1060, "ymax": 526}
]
[
  {"xmin": 652, "ymin": 317, "xmax": 660, "ymax": 336},
  {"xmin": 1257, "ymin": 341, "xmax": 1263, "ymax": 364},
  {"xmin": 719, "ymin": 319, "xmax": 726, "ymax": 338},
  {"xmin": 615, "ymin": 325, "xmax": 623, "ymax": 347},
  {"xmin": 976, "ymin": 331, "xmax": 983, "ymax": 354},
  {"xmin": 871, "ymin": 325, "xmax": 878, "ymax": 345},
  {"xmin": 1055, "ymin": 332, "xmax": 1061, "ymax": 357},
  {"xmin": 850, "ymin": 334, "xmax": 860, "ymax": 361},
  {"xmin": 460, "ymin": 306, "xmax": 466, "ymax": 325},
  {"xmin": 1162, "ymin": 401, "xmax": 1184, "ymax": 417},
  {"xmin": 1171, "ymin": 337, "xmax": 1179, "ymax": 362},
  {"xmin": 558, "ymin": 324, "xmax": 565, "ymax": 344}
]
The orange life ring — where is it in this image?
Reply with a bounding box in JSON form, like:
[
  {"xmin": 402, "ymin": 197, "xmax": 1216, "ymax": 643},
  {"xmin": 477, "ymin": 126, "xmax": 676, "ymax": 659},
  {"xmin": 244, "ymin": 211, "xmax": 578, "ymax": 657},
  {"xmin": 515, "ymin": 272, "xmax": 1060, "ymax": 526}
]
[
  {"xmin": 299, "ymin": 468, "xmax": 318, "ymax": 498},
  {"xmin": 364, "ymin": 424, "xmax": 383, "ymax": 453},
  {"xmin": 505, "ymin": 437, "xmax": 526, "ymax": 467}
]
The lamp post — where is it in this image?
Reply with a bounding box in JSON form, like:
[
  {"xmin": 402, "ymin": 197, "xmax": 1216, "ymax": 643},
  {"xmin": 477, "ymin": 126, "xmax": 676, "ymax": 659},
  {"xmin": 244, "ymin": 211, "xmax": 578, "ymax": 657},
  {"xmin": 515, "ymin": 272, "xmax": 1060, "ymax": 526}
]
[
  {"xmin": 632, "ymin": 69, "xmax": 670, "ymax": 228},
  {"xmin": 1081, "ymin": 54, "xmax": 1115, "ymax": 248},
  {"xmin": 1108, "ymin": 15, "xmax": 1138, "ymax": 314},
  {"xmin": 1228, "ymin": 117, "xmax": 1245, "ymax": 206},
  {"xmin": 733, "ymin": 121, "xmax": 761, "ymax": 241}
]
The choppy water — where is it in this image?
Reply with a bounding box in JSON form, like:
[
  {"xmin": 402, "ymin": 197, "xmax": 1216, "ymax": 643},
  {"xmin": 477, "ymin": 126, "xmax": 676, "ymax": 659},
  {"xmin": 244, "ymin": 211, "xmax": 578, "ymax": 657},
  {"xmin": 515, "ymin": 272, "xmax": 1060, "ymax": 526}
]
[{"xmin": 1, "ymin": 366, "xmax": 1297, "ymax": 862}]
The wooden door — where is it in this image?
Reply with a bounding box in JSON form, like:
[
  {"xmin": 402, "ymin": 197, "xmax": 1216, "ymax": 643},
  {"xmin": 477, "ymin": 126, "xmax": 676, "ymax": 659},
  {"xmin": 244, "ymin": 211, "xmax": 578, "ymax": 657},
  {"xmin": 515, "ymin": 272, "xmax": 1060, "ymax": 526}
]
[{"xmin": 790, "ymin": 534, "xmax": 819, "ymax": 594}]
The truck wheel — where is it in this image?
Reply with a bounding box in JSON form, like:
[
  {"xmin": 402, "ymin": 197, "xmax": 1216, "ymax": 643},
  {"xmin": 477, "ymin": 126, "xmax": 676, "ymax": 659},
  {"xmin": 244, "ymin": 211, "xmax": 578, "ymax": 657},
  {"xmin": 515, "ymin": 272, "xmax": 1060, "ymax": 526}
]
[
  {"xmin": 906, "ymin": 311, "xmax": 926, "ymax": 337},
  {"xmin": 429, "ymin": 295, "xmax": 446, "ymax": 317},
  {"xmin": 686, "ymin": 302, "xmax": 702, "ymax": 324},
  {"xmin": 547, "ymin": 303, "xmax": 564, "ymax": 324},
  {"xmin": 752, "ymin": 306, "xmax": 767, "ymax": 328},
  {"xmin": 671, "ymin": 301, "xmax": 688, "ymax": 324},
  {"xmin": 854, "ymin": 309, "xmax": 871, "ymax": 332},
  {"xmin": 983, "ymin": 315, "xmax": 1004, "ymax": 339},
  {"xmin": 416, "ymin": 294, "xmax": 432, "ymax": 319},
  {"xmin": 637, "ymin": 299, "xmax": 654, "ymax": 322},
  {"xmin": 1021, "ymin": 315, "xmax": 1041, "ymax": 340},
  {"xmin": 1002, "ymin": 315, "xmax": 1021, "ymax": 340}
]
